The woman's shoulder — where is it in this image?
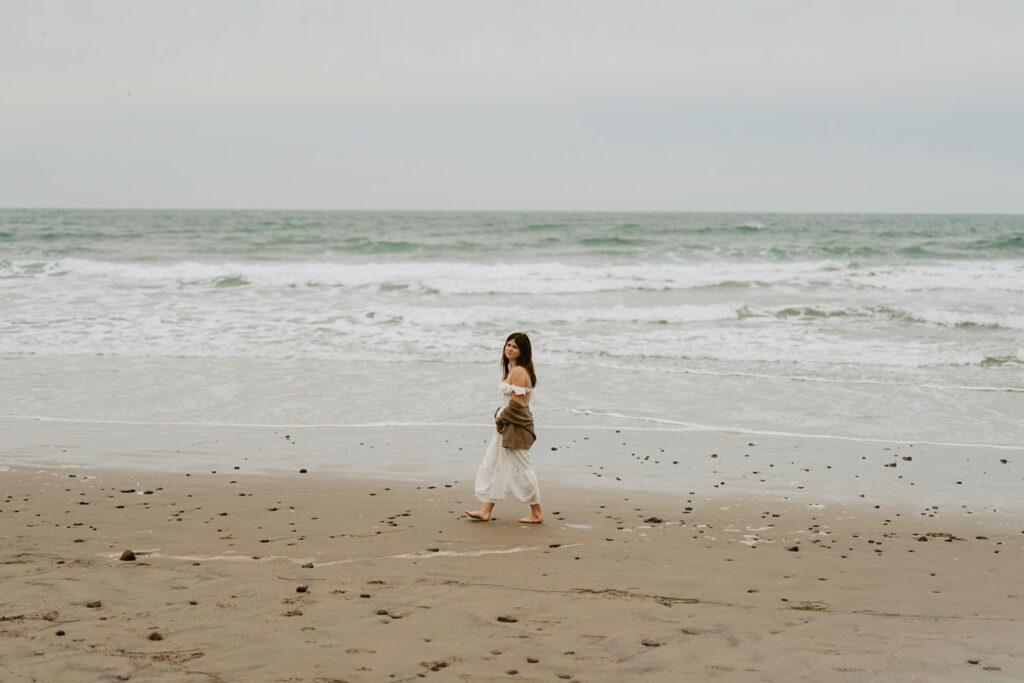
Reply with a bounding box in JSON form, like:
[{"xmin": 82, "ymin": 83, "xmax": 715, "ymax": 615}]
[{"xmin": 507, "ymin": 365, "xmax": 532, "ymax": 386}]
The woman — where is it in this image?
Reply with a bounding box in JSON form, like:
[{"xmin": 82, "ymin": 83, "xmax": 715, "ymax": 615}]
[{"xmin": 465, "ymin": 332, "xmax": 543, "ymax": 524}]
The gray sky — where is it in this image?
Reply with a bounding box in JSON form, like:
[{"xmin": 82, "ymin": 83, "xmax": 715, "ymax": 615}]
[{"xmin": 3, "ymin": 1, "xmax": 1023, "ymax": 212}]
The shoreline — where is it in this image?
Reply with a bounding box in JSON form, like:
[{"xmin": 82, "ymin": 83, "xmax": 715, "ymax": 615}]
[
  {"xmin": 8, "ymin": 412, "xmax": 1024, "ymax": 451},
  {"xmin": 1, "ymin": 461, "xmax": 1021, "ymax": 681},
  {"xmin": 4, "ymin": 416, "xmax": 1022, "ymax": 517}
]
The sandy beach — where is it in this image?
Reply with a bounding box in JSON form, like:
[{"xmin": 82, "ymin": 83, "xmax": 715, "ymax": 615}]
[{"xmin": 2, "ymin": 423, "xmax": 1021, "ymax": 682}]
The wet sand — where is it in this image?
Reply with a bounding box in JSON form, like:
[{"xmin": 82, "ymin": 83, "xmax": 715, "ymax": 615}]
[{"xmin": 2, "ymin": 427, "xmax": 1022, "ymax": 681}]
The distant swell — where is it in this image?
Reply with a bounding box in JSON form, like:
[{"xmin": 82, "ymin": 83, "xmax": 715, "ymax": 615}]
[{"xmin": 3, "ymin": 258, "xmax": 1022, "ymax": 295}]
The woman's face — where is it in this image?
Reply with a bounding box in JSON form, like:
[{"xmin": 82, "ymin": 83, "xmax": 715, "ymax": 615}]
[{"xmin": 504, "ymin": 338, "xmax": 521, "ymax": 363}]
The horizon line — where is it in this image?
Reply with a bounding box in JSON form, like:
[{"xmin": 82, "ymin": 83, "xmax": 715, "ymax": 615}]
[{"xmin": 2, "ymin": 206, "xmax": 1023, "ymax": 217}]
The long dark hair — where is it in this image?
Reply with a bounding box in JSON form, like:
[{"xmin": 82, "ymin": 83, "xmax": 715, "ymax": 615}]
[{"xmin": 501, "ymin": 332, "xmax": 537, "ymax": 387}]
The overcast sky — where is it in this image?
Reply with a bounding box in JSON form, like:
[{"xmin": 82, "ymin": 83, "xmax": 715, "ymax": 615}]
[{"xmin": 2, "ymin": 1, "xmax": 1023, "ymax": 212}]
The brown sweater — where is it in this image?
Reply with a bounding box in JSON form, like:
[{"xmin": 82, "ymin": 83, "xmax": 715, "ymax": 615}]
[{"xmin": 494, "ymin": 399, "xmax": 536, "ymax": 451}]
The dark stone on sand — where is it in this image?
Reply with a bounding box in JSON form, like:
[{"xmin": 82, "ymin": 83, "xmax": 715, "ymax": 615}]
[
  {"xmin": 644, "ymin": 517, "xmax": 663, "ymax": 524},
  {"xmin": 426, "ymin": 548, "xmax": 440, "ymax": 552},
  {"xmin": 143, "ymin": 490, "xmax": 154, "ymax": 495},
  {"xmin": 549, "ymin": 543, "xmax": 561, "ymax": 548},
  {"xmin": 917, "ymin": 536, "xmax": 928, "ymax": 542},
  {"xmin": 55, "ymin": 630, "xmax": 65, "ymax": 636},
  {"xmin": 559, "ymin": 675, "xmax": 571, "ymax": 680},
  {"xmin": 377, "ymin": 609, "xmax": 388, "ymax": 615},
  {"xmin": 299, "ymin": 469, "xmax": 307, "ymax": 473},
  {"xmin": 786, "ymin": 546, "xmax": 799, "ymax": 552},
  {"xmin": 86, "ymin": 600, "xmax": 102, "ymax": 608},
  {"xmin": 527, "ymin": 657, "xmax": 539, "ymax": 663},
  {"xmin": 641, "ymin": 639, "xmax": 660, "ymax": 647},
  {"xmin": 74, "ymin": 539, "xmax": 84, "ymax": 543},
  {"xmin": 390, "ymin": 613, "xmax": 402, "ymax": 619},
  {"xmin": 119, "ymin": 550, "xmax": 136, "ymax": 561},
  {"xmin": 296, "ymin": 585, "xmax": 308, "ymax": 593},
  {"xmin": 118, "ymin": 675, "xmax": 131, "ymax": 681},
  {"xmin": 360, "ymin": 593, "xmax": 371, "ymax": 598},
  {"xmin": 147, "ymin": 632, "xmax": 163, "ymax": 641},
  {"xmin": 968, "ymin": 659, "xmax": 980, "ymax": 665},
  {"xmin": 302, "ymin": 562, "xmax": 314, "ymax": 568},
  {"xmin": 507, "ymin": 671, "xmax": 518, "ymax": 676},
  {"xmin": 551, "ymin": 447, "xmax": 557, "ymax": 450},
  {"xmin": 492, "ymin": 650, "xmax": 502, "ymax": 655},
  {"xmin": 120, "ymin": 489, "xmax": 135, "ymax": 493},
  {"xmin": 497, "ymin": 615, "xmax": 518, "ymax": 623}
]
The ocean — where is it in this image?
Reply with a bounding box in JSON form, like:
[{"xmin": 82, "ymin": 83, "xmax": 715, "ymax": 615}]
[{"xmin": 1, "ymin": 209, "xmax": 1022, "ymax": 447}]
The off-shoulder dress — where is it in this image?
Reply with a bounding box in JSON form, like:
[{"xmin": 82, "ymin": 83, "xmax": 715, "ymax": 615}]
[{"xmin": 472, "ymin": 381, "xmax": 541, "ymax": 505}]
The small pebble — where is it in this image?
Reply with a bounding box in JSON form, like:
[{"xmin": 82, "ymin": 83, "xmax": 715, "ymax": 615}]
[
  {"xmin": 376, "ymin": 609, "xmax": 389, "ymax": 615},
  {"xmin": 119, "ymin": 550, "xmax": 136, "ymax": 562},
  {"xmin": 302, "ymin": 562, "xmax": 314, "ymax": 569},
  {"xmin": 147, "ymin": 632, "xmax": 163, "ymax": 641},
  {"xmin": 296, "ymin": 585, "xmax": 308, "ymax": 593},
  {"xmin": 527, "ymin": 657, "xmax": 539, "ymax": 663},
  {"xmin": 497, "ymin": 615, "xmax": 518, "ymax": 623},
  {"xmin": 641, "ymin": 639, "xmax": 660, "ymax": 647}
]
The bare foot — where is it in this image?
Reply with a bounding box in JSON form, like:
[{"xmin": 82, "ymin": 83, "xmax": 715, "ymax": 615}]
[
  {"xmin": 517, "ymin": 514, "xmax": 544, "ymax": 524},
  {"xmin": 465, "ymin": 509, "xmax": 491, "ymax": 521}
]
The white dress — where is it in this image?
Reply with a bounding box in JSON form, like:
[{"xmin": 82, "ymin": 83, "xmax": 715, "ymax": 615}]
[{"xmin": 473, "ymin": 382, "xmax": 541, "ymax": 505}]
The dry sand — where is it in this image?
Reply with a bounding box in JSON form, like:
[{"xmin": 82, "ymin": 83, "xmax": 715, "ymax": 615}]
[{"xmin": 1, "ymin": 429, "xmax": 1022, "ymax": 682}]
